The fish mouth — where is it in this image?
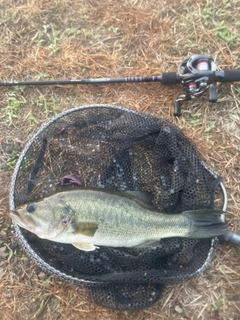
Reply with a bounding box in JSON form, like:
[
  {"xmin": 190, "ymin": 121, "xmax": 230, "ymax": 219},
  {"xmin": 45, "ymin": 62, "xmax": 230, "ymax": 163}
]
[
  {"xmin": 9, "ymin": 210, "xmax": 48, "ymax": 237},
  {"xmin": 9, "ymin": 210, "xmax": 21, "ymax": 218},
  {"xmin": 9, "ymin": 210, "xmax": 29, "ymax": 229}
]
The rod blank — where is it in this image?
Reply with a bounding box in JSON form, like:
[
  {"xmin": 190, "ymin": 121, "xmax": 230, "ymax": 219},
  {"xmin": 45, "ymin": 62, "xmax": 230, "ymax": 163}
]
[{"xmin": 0, "ymin": 76, "xmax": 163, "ymax": 87}]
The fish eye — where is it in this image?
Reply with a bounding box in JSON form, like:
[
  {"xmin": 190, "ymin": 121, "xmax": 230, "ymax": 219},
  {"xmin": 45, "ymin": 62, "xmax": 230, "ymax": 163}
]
[{"xmin": 27, "ymin": 204, "xmax": 36, "ymax": 213}]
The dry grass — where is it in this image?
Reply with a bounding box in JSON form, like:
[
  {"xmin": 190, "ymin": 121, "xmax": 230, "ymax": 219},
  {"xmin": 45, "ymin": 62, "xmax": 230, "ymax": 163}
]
[{"xmin": 0, "ymin": 0, "xmax": 240, "ymax": 319}]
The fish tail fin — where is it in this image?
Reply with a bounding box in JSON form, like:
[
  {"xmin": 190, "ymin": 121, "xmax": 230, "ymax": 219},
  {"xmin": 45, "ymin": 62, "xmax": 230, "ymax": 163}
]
[{"xmin": 183, "ymin": 209, "xmax": 229, "ymax": 239}]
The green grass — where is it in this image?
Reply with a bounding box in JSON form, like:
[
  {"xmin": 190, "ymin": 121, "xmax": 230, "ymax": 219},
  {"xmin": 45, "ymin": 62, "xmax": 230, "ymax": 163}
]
[
  {"xmin": 32, "ymin": 23, "xmax": 63, "ymax": 56},
  {"xmin": 6, "ymin": 151, "xmax": 21, "ymax": 169},
  {"xmin": 174, "ymin": 0, "xmax": 240, "ymax": 51},
  {"xmin": 211, "ymin": 294, "xmax": 227, "ymax": 312},
  {"xmin": 3, "ymin": 91, "xmax": 26, "ymax": 124},
  {"xmin": 180, "ymin": 110, "xmax": 203, "ymax": 128},
  {"xmin": 35, "ymin": 94, "xmax": 58, "ymax": 116},
  {"xmin": 32, "ymin": 23, "xmax": 102, "ymax": 56},
  {"xmin": 201, "ymin": 0, "xmax": 240, "ymax": 46}
]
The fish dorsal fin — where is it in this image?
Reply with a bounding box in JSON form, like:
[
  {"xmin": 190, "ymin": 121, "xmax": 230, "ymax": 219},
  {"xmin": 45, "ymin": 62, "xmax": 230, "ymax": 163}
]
[
  {"xmin": 124, "ymin": 190, "xmax": 153, "ymax": 207},
  {"xmin": 69, "ymin": 187, "xmax": 153, "ymax": 207},
  {"xmin": 73, "ymin": 222, "xmax": 99, "ymax": 237},
  {"xmin": 72, "ymin": 243, "xmax": 98, "ymax": 251}
]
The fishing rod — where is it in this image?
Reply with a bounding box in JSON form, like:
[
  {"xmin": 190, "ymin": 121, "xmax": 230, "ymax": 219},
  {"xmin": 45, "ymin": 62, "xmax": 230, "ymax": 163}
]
[{"xmin": 1, "ymin": 54, "xmax": 240, "ymax": 116}]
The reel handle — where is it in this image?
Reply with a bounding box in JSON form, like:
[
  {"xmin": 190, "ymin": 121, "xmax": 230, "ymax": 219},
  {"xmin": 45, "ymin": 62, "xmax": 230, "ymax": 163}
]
[{"xmin": 209, "ymin": 84, "xmax": 217, "ymax": 103}]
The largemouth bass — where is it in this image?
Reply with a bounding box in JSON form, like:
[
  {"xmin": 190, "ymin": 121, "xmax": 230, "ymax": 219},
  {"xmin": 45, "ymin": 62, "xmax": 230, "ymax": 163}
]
[{"xmin": 9, "ymin": 188, "xmax": 229, "ymax": 251}]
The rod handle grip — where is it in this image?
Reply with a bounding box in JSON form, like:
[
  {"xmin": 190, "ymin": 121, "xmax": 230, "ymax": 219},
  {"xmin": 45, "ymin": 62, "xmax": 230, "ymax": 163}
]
[{"xmin": 161, "ymin": 73, "xmax": 181, "ymax": 85}]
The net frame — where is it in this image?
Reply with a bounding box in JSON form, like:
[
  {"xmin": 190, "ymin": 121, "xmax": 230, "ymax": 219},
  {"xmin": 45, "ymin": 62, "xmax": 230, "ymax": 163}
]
[{"xmin": 9, "ymin": 104, "xmax": 228, "ymax": 309}]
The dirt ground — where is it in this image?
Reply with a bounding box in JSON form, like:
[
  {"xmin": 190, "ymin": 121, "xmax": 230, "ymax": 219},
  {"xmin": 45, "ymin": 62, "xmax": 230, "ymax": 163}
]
[{"xmin": 0, "ymin": 0, "xmax": 240, "ymax": 319}]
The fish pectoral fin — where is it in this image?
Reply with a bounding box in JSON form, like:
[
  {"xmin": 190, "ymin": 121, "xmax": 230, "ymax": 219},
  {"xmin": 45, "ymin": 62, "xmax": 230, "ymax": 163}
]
[
  {"xmin": 73, "ymin": 222, "xmax": 99, "ymax": 237},
  {"xmin": 72, "ymin": 242, "xmax": 99, "ymax": 251}
]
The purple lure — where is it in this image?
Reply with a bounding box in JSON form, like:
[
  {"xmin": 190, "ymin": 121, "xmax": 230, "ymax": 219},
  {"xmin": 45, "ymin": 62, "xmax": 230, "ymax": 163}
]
[{"xmin": 60, "ymin": 174, "xmax": 82, "ymax": 186}]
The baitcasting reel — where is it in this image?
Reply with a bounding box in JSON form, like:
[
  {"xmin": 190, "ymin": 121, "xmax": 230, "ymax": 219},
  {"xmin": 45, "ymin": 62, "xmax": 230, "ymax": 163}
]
[{"xmin": 174, "ymin": 54, "xmax": 218, "ymax": 116}]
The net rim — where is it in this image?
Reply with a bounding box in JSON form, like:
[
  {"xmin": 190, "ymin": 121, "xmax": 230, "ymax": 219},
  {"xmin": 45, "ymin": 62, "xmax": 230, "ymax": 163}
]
[{"xmin": 8, "ymin": 104, "xmax": 227, "ymax": 285}]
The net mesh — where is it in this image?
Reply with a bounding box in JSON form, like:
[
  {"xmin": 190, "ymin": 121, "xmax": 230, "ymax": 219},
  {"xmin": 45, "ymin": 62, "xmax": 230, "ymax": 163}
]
[{"xmin": 10, "ymin": 105, "xmax": 222, "ymax": 310}]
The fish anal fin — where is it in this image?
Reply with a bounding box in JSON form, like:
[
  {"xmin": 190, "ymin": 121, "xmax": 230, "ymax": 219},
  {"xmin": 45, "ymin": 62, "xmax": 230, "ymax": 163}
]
[
  {"xmin": 133, "ymin": 239, "xmax": 160, "ymax": 248},
  {"xmin": 72, "ymin": 243, "xmax": 98, "ymax": 251}
]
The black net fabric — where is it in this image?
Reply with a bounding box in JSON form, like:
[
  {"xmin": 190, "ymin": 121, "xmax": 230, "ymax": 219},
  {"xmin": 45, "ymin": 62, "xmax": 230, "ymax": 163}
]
[{"xmin": 10, "ymin": 105, "xmax": 222, "ymax": 310}]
